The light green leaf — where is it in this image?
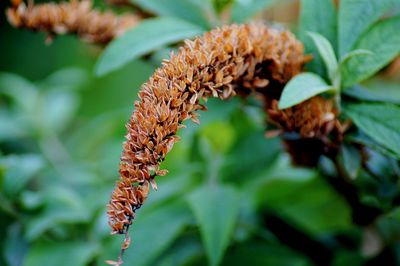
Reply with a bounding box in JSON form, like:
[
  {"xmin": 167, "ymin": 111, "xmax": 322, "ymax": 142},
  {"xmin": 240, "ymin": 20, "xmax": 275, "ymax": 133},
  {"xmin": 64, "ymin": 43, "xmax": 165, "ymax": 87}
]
[
  {"xmin": 339, "ymin": 49, "xmax": 373, "ymax": 65},
  {"xmin": 278, "ymin": 73, "xmax": 333, "ymax": 109},
  {"xmin": 131, "ymin": 0, "xmax": 210, "ymax": 28},
  {"xmin": 95, "ymin": 17, "xmax": 204, "ymax": 76},
  {"xmin": 188, "ymin": 185, "xmax": 240, "ymax": 266},
  {"xmin": 338, "ymin": 0, "xmax": 396, "ymax": 56},
  {"xmin": 231, "ymin": 0, "xmax": 276, "ymax": 23},
  {"xmin": 344, "ymin": 103, "xmax": 400, "ymax": 158},
  {"xmin": 24, "ymin": 241, "xmax": 99, "ymax": 266},
  {"xmin": 341, "ymin": 16, "xmax": 400, "ymax": 87},
  {"xmin": 299, "ymin": 0, "xmax": 337, "ymax": 77},
  {"xmin": 307, "ymin": 31, "xmax": 338, "ymax": 83}
]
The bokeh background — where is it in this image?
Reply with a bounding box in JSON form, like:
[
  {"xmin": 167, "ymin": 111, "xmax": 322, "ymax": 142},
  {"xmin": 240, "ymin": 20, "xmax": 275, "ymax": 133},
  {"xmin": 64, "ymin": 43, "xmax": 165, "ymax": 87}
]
[{"xmin": 1, "ymin": 0, "xmax": 400, "ymax": 265}]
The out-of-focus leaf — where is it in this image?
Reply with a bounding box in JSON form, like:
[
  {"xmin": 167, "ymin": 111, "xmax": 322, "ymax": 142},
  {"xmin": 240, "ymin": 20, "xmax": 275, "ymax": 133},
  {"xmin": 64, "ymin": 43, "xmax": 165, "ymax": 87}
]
[
  {"xmin": 299, "ymin": 0, "xmax": 337, "ymax": 77},
  {"xmin": 39, "ymin": 90, "xmax": 79, "ymax": 133},
  {"xmin": 279, "ymin": 73, "xmax": 333, "ymax": 109},
  {"xmin": 4, "ymin": 223, "xmax": 28, "ymax": 266},
  {"xmin": 188, "ymin": 185, "xmax": 240, "ymax": 266},
  {"xmin": 38, "ymin": 68, "xmax": 88, "ymax": 91},
  {"xmin": 341, "ymin": 16, "xmax": 400, "ymax": 87},
  {"xmin": 222, "ymin": 131, "xmax": 280, "ymax": 183},
  {"xmin": 344, "ymin": 103, "xmax": 400, "ymax": 158},
  {"xmin": 0, "ymin": 154, "xmax": 45, "ymax": 198},
  {"xmin": 0, "ymin": 111, "xmax": 27, "ymax": 140},
  {"xmin": 247, "ymin": 157, "xmax": 351, "ymax": 234},
  {"xmin": 307, "ymin": 32, "xmax": 338, "ymax": 83},
  {"xmin": 154, "ymin": 235, "xmax": 203, "ymax": 266},
  {"xmin": 25, "ymin": 187, "xmax": 90, "ymax": 240},
  {"xmin": 231, "ymin": 0, "xmax": 276, "ymax": 23},
  {"xmin": 96, "ymin": 17, "xmax": 204, "ymax": 76},
  {"xmin": 131, "ymin": 0, "xmax": 211, "ymax": 28},
  {"xmin": 377, "ymin": 207, "xmax": 400, "ymax": 242},
  {"xmin": 212, "ymin": 0, "xmax": 234, "ymax": 14},
  {"xmin": 339, "ymin": 144, "xmax": 362, "ymax": 179},
  {"xmin": 0, "ymin": 72, "xmax": 38, "ymax": 111},
  {"xmin": 338, "ymin": 0, "xmax": 396, "ymax": 56},
  {"xmin": 199, "ymin": 121, "xmax": 236, "ymax": 153},
  {"xmin": 97, "ymin": 201, "xmax": 191, "ymax": 266},
  {"xmin": 221, "ymin": 241, "xmax": 310, "ymax": 266},
  {"xmin": 24, "ymin": 241, "xmax": 99, "ymax": 266}
]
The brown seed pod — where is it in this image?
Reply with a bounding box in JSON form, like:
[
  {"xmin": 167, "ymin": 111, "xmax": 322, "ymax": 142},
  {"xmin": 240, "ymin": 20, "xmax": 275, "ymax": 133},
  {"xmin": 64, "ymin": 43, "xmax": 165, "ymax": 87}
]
[
  {"xmin": 107, "ymin": 22, "xmax": 306, "ymax": 237},
  {"xmin": 6, "ymin": 0, "xmax": 140, "ymax": 44}
]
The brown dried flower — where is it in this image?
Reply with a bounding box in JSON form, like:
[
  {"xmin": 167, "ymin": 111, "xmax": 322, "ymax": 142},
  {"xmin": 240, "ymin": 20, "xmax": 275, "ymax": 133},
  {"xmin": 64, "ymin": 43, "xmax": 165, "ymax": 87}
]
[
  {"xmin": 267, "ymin": 96, "xmax": 337, "ymax": 138},
  {"xmin": 6, "ymin": 0, "xmax": 139, "ymax": 44},
  {"xmin": 107, "ymin": 22, "xmax": 306, "ymax": 237},
  {"xmin": 266, "ymin": 96, "xmax": 343, "ymax": 166}
]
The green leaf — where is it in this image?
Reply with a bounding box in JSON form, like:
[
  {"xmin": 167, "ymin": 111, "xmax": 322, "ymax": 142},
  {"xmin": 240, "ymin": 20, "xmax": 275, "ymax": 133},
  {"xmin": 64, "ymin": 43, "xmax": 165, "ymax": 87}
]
[
  {"xmin": 344, "ymin": 103, "xmax": 400, "ymax": 158},
  {"xmin": 212, "ymin": 0, "xmax": 234, "ymax": 14},
  {"xmin": 95, "ymin": 17, "xmax": 204, "ymax": 76},
  {"xmin": 278, "ymin": 73, "xmax": 333, "ymax": 109},
  {"xmin": 343, "ymin": 81, "xmax": 400, "ymax": 105},
  {"xmin": 338, "ymin": 0, "xmax": 396, "ymax": 56},
  {"xmin": 339, "ymin": 145, "xmax": 361, "ymax": 180},
  {"xmin": 299, "ymin": 0, "xmax": 337, "ymax": 77},
  {"xmin": 97, "ymin": 202, "xmax": 191, "ymax": 266},
  {"xmin": 341, "ymin": 16, "xmax": 400, "ymax": 87},
  {"xmin": 131, "ymin": 0, "xmax": 211, "ymax": 28},
  {"xmin": 24, "ymin": 241, "xmax": 99, "ymax": 266},
  {"xmin": 307, "ymin": 31, "xmax": 338, "ymax": 83},
  {"xmin": 339, "ymin": 49, "xmax": 373, "ymax": 65},
  {"xmin": 231, "ymin": 0, "xmax": 276, "ymax": 23},
  {"xmin": 188, "ymin": 185, "xmax": 240, "ymax": 266}
]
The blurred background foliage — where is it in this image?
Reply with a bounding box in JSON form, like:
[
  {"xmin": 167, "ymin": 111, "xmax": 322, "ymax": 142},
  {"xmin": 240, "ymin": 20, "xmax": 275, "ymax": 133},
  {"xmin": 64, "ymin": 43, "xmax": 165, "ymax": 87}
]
[{"xmin": 1, "ymin": 0, "xmax": 400, "ymax": 266}]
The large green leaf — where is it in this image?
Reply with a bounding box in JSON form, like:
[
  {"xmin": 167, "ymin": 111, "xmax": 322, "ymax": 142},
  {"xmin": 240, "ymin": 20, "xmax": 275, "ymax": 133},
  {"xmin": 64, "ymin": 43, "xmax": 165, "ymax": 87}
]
[
  {"xmin": 97, "ymin": 201, "xmax": 191, "ymax": 266},
  {"xmin": 231, "ymin": 0, "xmax": 277, "ymax": 23},
  {"xmin": 338, "ymin": 0, "xmax": 396, "ymax": 56},
  {"xmin": 299, "ymin": 0, "xmax": 337, "ymax": 77},
  {"xmin": 95, "ymin": 17, "xmax": 204, "ymax": 76},
  {"xmin": 131, "ymin": 0, "xmax": 211, "ymax": 28},
  {"xmin": 341, "ymin": 16, "xmax": 400, "ymax": 87},
  {"xmin": 278, "ymin": 73, "xmax": 333, "ymax": 109},
  {"xmin": 188, "ymin": 185, "xmax": 240, "ymax": 266},
  {"xmin": 344, "ymin": 103, "xmax": 400, "ymax": 158},
  {"xmin": 24, "ymin": 241, "xmax": 99, "ymax": 266}
]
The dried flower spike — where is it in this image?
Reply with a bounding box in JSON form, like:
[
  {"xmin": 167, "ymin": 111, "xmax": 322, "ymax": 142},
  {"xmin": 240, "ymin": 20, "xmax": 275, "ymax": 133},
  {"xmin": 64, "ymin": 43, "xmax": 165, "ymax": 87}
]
[
  {"xmin": 107, "ymin": 22, "xmax": 306, "ymax": 248},
  {"xmin": 6, "ymin": 0, "xmax": 139, "ymax": 44}
]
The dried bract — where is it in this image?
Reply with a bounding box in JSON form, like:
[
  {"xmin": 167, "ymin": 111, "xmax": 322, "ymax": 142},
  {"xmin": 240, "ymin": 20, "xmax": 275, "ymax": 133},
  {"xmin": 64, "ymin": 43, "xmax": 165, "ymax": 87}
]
[{"xmin": 6, "ymin": 0, "xmax": 139, "ymax": 44}]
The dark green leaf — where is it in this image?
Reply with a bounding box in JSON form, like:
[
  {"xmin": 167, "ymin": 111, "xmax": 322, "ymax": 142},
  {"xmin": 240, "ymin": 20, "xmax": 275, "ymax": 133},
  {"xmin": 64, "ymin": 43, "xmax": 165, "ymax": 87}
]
[
  {"xmin": 188, "ymin": 185, "xmax": 240, "ymax": 266},
  {"xmin": 342, "ymin": 16, "xmax": 400, "ymax": 86},
  {"xmin": 95, "ymin": 17, "xmax": 204, "ymax": 76},
  {"xmin": 339, "ymin": 145, "xmax": 361, "ymax": 179},
  {"xmin": 279, "ymin": 73, "xmax": 333, "ymax": 109},
  {"xmin": 24, "ymin": 241, "xmax": 99, "ymax": 266},
  {"xmin": 299, "ymin": 0, "xmax": 337, "ymax": 77},
  {"xmin": 338, "ymin": 0, "xmax": 396, "ymax": 56},
  {"xmin": 231, "ymin": 0, "xmax": 276, "ymax": 23},
  {"xmin": 131, "ymin": 0, "xmax": 211, "ymax": 28},
  {"xmin": 97, "ymin": 202, "xmax": 191, "ymax": 266},
  {"xmin": 344, "ymin": 103, "xmax": 400, "ymax": 158}
]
